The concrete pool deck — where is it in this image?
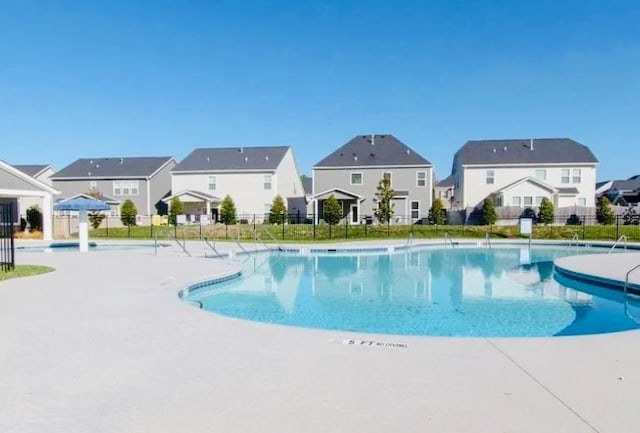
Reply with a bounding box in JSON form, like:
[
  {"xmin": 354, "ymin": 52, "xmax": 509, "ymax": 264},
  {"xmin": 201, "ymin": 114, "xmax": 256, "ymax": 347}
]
[{"xmin": 2, "ymin": 240, "xmax": 640, "ymax": 433}]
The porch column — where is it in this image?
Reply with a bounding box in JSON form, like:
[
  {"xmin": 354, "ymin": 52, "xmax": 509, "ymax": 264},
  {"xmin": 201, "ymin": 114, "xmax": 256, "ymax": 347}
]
[
  {"xmin": 314, "ymin": 199, "xmax": 318, "ymax": 224},
  {"xmin": 42, "ymin": 194, "xmax": 53, "ymax": 241},
  {"xmin": 357, "ymin": 200, "xmax": 361, "ymax": 224}
]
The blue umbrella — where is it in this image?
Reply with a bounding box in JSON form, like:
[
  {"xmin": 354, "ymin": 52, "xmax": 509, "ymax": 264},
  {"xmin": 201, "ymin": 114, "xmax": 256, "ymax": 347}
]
[{"xmin": 54, "ymin": 197, "xmax": 110, "ymax": 252}]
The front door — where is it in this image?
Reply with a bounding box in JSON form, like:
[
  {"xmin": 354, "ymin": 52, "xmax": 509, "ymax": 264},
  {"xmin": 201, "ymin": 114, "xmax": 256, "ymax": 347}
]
[
  {"xmin": 350, "ymin": 204, "xmax": 359, "ymax": 224},
  {"xmin": 211, "ymin": 207, "xmax": 219, "ymax": 223}
]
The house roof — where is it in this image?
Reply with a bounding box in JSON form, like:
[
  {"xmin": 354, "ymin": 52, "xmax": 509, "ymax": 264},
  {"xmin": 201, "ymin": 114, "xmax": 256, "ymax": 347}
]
[
  {"xmin": 314, "ymin": 135, "xmax": 431, "ymax": 168},
  {"xmin": 495, "ymin": 176, "xmax": 557, "ymax": 194},
  {"xmin": 172, "ymin": 146, "xmax": 289, "ymax": 172},
  {"xmin": 57, "ymin": 193, "xmax": 121, "ymax": 205},
  {"xmin": 610, "ymin": 178, "xmax": 640, "ymax": 193},
  {"xmin": 311, "ymin": 187, "xmax": 364, "ymax": 201},
  {"xmin": 51, "ymin": 157, "xmax": 175, "ymax": 179},
  {"xmin": 435, "ymin": 175, "xmax": 455, "ymax": 187},
  {"xmin": 557, "ymin": 187, "xmax": 580, "ymax": 195},
  {"xmin": 162, "ymin": 190, "xmax": 221, "ymax": 203},
  {"xmin": 13, "ymin": 164, "xmax": 53, "ymax": 178},
  {"xmin": 0, "ymin": 160, "xmax": 60, "ymax": 195},
  {"xmin": 454, "ymin": 138, "xmax": 598, "ymax": 166}
]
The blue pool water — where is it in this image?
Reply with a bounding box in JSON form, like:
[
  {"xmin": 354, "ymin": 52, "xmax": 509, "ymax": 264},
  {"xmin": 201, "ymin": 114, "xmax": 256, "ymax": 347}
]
[{"xmin": 182, "ymin": 246, "xmax": 640, "ymax": 337}]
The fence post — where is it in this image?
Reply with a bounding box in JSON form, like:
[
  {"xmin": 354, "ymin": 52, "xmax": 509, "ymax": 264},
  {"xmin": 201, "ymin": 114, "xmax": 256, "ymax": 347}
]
[
  {"xmin": 582, "ymin": 219, "xmax": 586, "ymax": 239},
  {"xmin": 313, "ymin": 213, "xmax": 316, "ymax": 240},
  {"xmin": 105, "ymin": 216, "xmax": 109, "ymax": 237},
  {"xmin": 150, "ymin": 222, "xmax": 153, "ymax": 238},
  {"xmin": 282, "ymin": 213, "xmax": 285, "ymax": 240},
  {"xmin": 387, "ymin": 219, "xmax": 390, "ymax": 238},
  {"xmin": 345, "ymin": 217, "xmax": 348, "ymax": 239},
  {"xmin": 616, "ymin": 215, "xmax": 620, "ymax": 239}
]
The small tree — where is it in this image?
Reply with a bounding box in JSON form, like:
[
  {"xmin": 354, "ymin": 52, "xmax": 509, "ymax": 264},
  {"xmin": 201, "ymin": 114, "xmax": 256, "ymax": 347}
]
[
  {"xmin": 623, "ymin": 206, "xmax": 640, "ymax": 225},
  {"xmin": 596, "ymin": 196, "xmax": 615, "ymax": 225},
  {"xmin": 374, "ymin": 176, "xmax": 395, "ymax": 224},
  {"xmin": 120, "ymin": 199, "xmax": 137, "ymax": 227},
  {"xmin": 168, "ymin": 197, "xmax": 184, "ymax": 226},
  {"xmin": 269, "ymin": 195, "xmax": 287, "ymax": 224},
  {"xmin": 428, "ymin": 198, "xmax": 445, "ymax": 225},
  {"xmin": 537, "ymin": 197, "xmax": 554, "ymax": 225},
  {"xmin": 88, "ymin": 212, "xmax": 106, "ymax": 229},
  {"xmin": 219, "ymin": 195, "xmax": 237, "ymax": 226},
  {"xmin": 480, "ymin": 198, "xmax": 497, "ymax": 225},
  {"xmin": 323, "ymin": 195, "xmax": 342, "ymax": 226},
  {"xmin": 26, "ymin": 205, "xmax": 42, "ymax": 232}
]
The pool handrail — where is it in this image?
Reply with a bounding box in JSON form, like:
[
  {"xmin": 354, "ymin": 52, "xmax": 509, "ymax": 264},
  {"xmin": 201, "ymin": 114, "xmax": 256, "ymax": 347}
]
[
  {"xmin": 608, "ymin": 235, "xmax": 627, "ymax": 254},
  {"xmin": 444, "ymin": 232, "xmax": 456, "ymax": 248},
  {"xmin": 202, "ymin": 237, "xmax": 223, "ymax": 258},
  {"xmin": 485, "ymin": 232, "xmax": 492, "ymax": 249},
  {"xmin": 567, "ymin": 233, "xmax": 580, "ymax": 252},
  {"xmin": 624, "ymin": 263, "xmax": 640, "ymax": 324}
]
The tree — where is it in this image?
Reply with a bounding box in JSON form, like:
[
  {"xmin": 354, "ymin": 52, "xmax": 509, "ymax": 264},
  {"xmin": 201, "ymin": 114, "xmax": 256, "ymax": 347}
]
[
  {"xmin": 269, "ymin": 195, "xmax": 287, "ymax": 224},
  {"xmin": 168, "ymin": 197, "xmax": 184, "ymax": 226},
  {"xmin": 480, "ymin": 198, "xmax": 497, "ymax": 225},
  {"xmin": 373, "ymin": 176, "xmax": 395, "ymax": 224},
  {"xmin": 88, "ymin": 212, "xmax": 106, "ymax": 229},
  {"xmin": 623, "ymin": 206, "xmax": 640, "ymax": 225},
  {"xmin": 219, "ymin": 195, "xmax": 237, "ymax": 226},
  {"xmin": 120, "ymin": 199, "xmax": 137, "ymax": 227},
  {"xmin": 596, "ymin": 196, "xmax": 615, "ymax": 225},
  {"xmin": 537, "ymin": 197, "xmax": 555, "ymax": 225},
  {"xmin": 87, "ymin": 187, "xmax": 104, "ymax": 200},
  {"xmin": 26, "ymin": 205, "xmax": 42, "ymax": 232},
  {"xmin": 323, "ymin": 195, "xmax": 342, "ymax": 226},
  {"xmin": 428, "ymin": 198, "xmax": 445, "ymax": 225}
]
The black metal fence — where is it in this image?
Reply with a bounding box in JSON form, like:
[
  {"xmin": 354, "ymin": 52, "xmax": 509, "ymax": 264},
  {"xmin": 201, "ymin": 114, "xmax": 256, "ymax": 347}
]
[{"xmin": 0, "ymin": 202, "xmax": 16, "ymax": 272}]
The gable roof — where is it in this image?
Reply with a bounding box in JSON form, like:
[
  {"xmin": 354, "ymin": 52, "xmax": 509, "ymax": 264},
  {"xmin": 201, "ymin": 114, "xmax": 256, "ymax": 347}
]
[
  {"xmin": 301, "ymin": 176, "xmax": 313, "ymax": 195},
  {"xmin": 172, "ymin": 146, "xmax": 290, "ymax": 172},
  {"xmin": 0, "ymin": 160, "xmax": 60, "ymax": 195},
  {"xmin": 13, "ymin": 164, "xmax": 54, "ymax": 178},
  {"xmin": 454, "ymin": 138, "xmax": 598, "ymax": 166},
  {"xmin": 495, "ymin": 176, "xmax": 557, "ymax": 194},
  {"xmin": 610, "ymin": 178, "xmax": 640, "ymax": 193},
  {"xmin": 51, "ymin": 157, "xmax": 175, "ymax": 179},
  {"xmin": 58, "ymin": 192, "xmax": 121, "ymax": 205},
  {"xmin": 435, "ymin": 175, "xmax": 455, "ymax": 188},
  {"xmin": 314, "ymin": 134, "xmax": 431, "ymax": 168}
]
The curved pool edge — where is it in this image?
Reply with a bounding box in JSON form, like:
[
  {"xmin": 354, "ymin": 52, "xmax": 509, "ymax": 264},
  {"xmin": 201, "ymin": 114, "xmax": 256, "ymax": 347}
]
[
  {"xmin": 178, "ymin": 269, "xmax": 243, "ymax": 299},
  {"xmin": 554, "ymin": 252, "xmax": 640, "ymax": 294}
]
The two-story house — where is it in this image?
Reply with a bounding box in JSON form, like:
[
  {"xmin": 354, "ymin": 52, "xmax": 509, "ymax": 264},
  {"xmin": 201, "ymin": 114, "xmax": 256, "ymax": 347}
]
[
  {"xmin": 51, "ymin": 156, "xmax": 176, "ymax": 216},
  {"xmin": 167, "ymin": 146, "xmax": 304, "ymax": 222},
  {"xmin": 311, "ymin": 134, "xmax": 433, "ymax": 224},
  {"xmin": 449, "ymin": 138, "xmax": 598, "ymax": 211},
  {"xmin": 596, "ymin": 175, "xmax": 640, "ymax": 206}
]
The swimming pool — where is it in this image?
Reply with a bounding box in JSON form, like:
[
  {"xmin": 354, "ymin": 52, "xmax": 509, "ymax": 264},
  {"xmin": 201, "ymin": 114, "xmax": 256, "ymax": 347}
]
[
  {"xmin": 17, "ymin": 242, "xmax": 170, "ymax": 252},
  {"xmin": 182, "ymin": 246, "xmax": 640, "ymax": 337}
]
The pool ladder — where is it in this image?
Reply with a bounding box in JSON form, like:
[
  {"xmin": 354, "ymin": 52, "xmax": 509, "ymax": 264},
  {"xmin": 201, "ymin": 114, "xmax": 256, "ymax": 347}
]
[
  {"xmin": 444, "ymin": 232, "xmax": 456, "ymax": 248},
  {"xmin": 623, "ymin": 263, "xmax": 640, "ymax": 324},
  {"xmin": 608, "ymin": 235, "xmax": 627, "ymax": 254},
  {"xmin": 567, "ymin": 233, "xmax": 580, "ymax": 252}
]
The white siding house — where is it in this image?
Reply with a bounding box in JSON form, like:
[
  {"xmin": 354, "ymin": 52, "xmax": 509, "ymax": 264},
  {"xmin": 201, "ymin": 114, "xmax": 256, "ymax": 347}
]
[
  {"xmin": 449, "ymin": 138, "xmax": 598, "ymax": 211},
  {"xmin": 12, "ymin": 164, "xmax": 57, "ymax": 219},
  {"xmin": 168, "ymin": 146, "xmax": 304, "ymax": 221}
]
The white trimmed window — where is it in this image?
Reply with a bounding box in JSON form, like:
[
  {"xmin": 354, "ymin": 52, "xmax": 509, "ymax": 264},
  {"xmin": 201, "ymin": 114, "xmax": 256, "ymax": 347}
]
[
  {"xmin": 577, "ymin": 198, "xmax": 587, "ymax": 207},
  {"xmin": 561, "ymin": 169, "xmax": 570, "ymax": 184},
  {"xmin": 416, "ymin": 171, "xmax": 426, "ymax": 187},
  {"xmin": 523, "ymin": 196, "xmax": 533, "ymax": 206},
  {"xmin": 535, "ymin": 196, "xmax": 544, "ymax": 205},
  {"xmin": 208, "ymin": 176, "xmax": 216, "ymax": 191},
  {"xmin": 113, "ymin": 180, "xmax": 139, "ymax": 196},
  {"xmin": 264, "ymin": 175, "xmax": 272, "ymax": 190},
  {"xmin": 512, "ymin": 196, "xmax": 521, "ymax": 207},
  {"xmin": 350, "ymin": 172, "xmax": 363, "ymax": 185},
  {"xmin": 410, "ymin": 200, "xmax": 420, "ymax": 220},
  {"xmin": 572, "ymin": 168, "xmax": 581, "ymax": 183},
  {"xmin": 486, "ymin": 170, "xmax": 495, "ymax": 184},
  {"xmin": 535, "ymin": 169, "xmax": 547, "ymax": 181}
]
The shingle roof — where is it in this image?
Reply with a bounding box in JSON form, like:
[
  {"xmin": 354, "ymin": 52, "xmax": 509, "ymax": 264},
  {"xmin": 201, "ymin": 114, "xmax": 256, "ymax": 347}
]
[
  {"xmin": 611, "ymin": 178, "xmax": 640, "ymax": 192},
  {"xmin": 454, "ymin": 138, "xmax": 598, "ymax": 166},
  {"xmin": 301, "ymin": 176, "xmax": 313, "ymax": 195},
  {"xmin": 435, "ymin": 175, "xmax": 455, "ymax": 187},
  {"xmin": 52, "ymin": 157, "xmax": 174, "ymax": 179},
  {"xmin": 13, "ymin": 164, "xmax": 51, "ymax": 177},
  {"xmin": 314, "ymin": 135, "xmax": 431, "ymax": 168},
  {"xmin": 557, "ymin": 187, "xmax": 580, "ymax": 194},
  {"xmin": 172, "ymin": 146, "xmax": 289, "ymax": 172}
]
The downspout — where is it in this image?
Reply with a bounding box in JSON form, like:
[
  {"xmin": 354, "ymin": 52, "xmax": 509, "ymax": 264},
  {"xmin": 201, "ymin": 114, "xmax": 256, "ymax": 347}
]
[{"xmin": 146, "ymin": 177, "xmax": 151, "ymax": 216}]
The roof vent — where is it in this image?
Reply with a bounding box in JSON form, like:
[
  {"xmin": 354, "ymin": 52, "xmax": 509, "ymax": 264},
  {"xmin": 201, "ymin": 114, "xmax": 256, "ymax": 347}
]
[
  {"xmin": 406, "ymin": 149, "xmax": 410, "ymax": 155},
  {"xmin": 244, "ymin": 156, "xmax": 248, "ymax": 162},
  {"xmin": 370, "ymin": 153, "xmax": 374, "ymax": 157},
  {"xmin": 265, "ymin": 156, "xmax": 269, "ymax": 161},
  {"xmin": 354, "ymin": 155, "xmax": 358, "ymax": 162},
  {"xmin": 206, "ymin": 156, "xmax": 210, "ymax": 162},
  {"xmin": 88, "ymin": 171, "xmax": 92, "ymax": 176},
  {"xmin": 371, "ymin": 134, "xmax": 375, "ymax": 145},
  {"xmin": 95, "ymin": 164, "xmax": 100, "ymax": 168},
  {"xmin": 492, "ymin": 148, "xmax": 496, "ymax": 153},
  {"xmin": 120, "ymin": 158, "xmax": 124, "ymax": 164},
  {"xmin": 240, "ymin": 147, "xmax": 244, "ymax": 153},
  {"xmin": 503, "ymin": 146, "xmax": 507, "ymax": 151},
  {"xmin": 89, "ymin": 160, "xmax": 93, "ymax": 165},
  {"xmin": 530, "ymin": 139, "xmax": 534, "ymax": 151}
]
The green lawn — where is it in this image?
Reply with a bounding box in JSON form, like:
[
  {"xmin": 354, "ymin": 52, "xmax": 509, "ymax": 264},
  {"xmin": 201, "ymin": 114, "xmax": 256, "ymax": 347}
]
[
  {"xmin": 0, "ymin": 265, "xmax": 55, "ymax": 282},
  {"xmin": 86, "ymin": 223, "xmax": 640, "ymax": 243}
]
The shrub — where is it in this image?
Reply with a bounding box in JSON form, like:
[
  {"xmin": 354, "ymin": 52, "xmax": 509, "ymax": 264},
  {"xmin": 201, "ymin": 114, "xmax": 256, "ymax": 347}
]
[
  {"xmin": 520, "ymin": 207, "xmax": 537, "ymax": 222},
  {"xmin": 168, "ymin": 197, "xmax": 184, "ymax": 226},
  {"xmin": 480, "ymin": 198, "xmax": 496, "ymax": 225},
  {"xmin": 120, "ymin": 199, "xmax": 137, "ymax": 227},
  {"xmin": 428, "ymin": 198, "xmax": 446, "ymax": 225},
  {"xmin": 88, "ymin": 212, "xmax": 106, "ymax": 229},
  {"xmin": 220, "ymin": 195, "xmax": 237, "ymax": 225},
  {"xmin": 537, "ymin": 197, "xmax": 554, "ymax": 225},
  {"xmin": 623, "ymin": 206, "xmax": 640, "ymax": 225},
  {"xmin": 596, "ymin": 196, "xmax": 615, "ymax": 225},
  {"xmin": 374, "ymin": 176, "xmax": 395, "ymax": 224},
  {"xmin": 26, "ymin": 205, "xmax": 42, "ymax": 232},
  {"xmin": 323, "ymin": 195, "xmax": 342, "ymax": 226},
  {"xmin": 269, "ymin": 195, "xmax": 287, "ymax": 224}
]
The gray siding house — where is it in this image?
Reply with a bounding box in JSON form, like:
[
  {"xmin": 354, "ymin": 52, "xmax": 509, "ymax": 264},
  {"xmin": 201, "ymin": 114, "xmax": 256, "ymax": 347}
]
[
  {"xmin": 51, "ymin": 156, "xmax": 176, "ymax": 216},
  {"xmin": 312, "ymin": 134, "xmax": 433, "ymax": 224}
]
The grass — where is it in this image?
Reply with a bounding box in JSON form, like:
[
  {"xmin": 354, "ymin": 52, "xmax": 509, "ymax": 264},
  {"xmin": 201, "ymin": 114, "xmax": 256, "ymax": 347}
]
[
  {"xmin": 0, "ymin": 265, "xmax": 55, "ymax": 282},
  {"xmin": 85, "ymin": 222, "xmax": 640, "ymax": 243}
]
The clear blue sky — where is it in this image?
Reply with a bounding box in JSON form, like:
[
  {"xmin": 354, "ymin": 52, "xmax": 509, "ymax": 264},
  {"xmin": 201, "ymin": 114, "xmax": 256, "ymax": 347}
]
[{"xmin": 1, "ymin": 0, "xmax": 638, "ymax": 181}]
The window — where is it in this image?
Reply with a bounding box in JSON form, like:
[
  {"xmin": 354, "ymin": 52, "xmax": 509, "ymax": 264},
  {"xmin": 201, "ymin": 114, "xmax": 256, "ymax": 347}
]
[
  {"xmin": 208, "ymin": 176, "xmax": 216, "ymax": 191},
  {"xmin": 512, "ymin": 196, "xmax": 521, "ymax": 207},
  {"xmin": 350, "ymin": 172, "xmax": 363, "ymax": 185},
  {"xmin": 486, "ymin": 170, "xmax": 495, "ymax": 184},
  {"xmin": 572, "ymin": 168, "xmax": 581, "ymax": 183},
  {"xmin": 416, "ymin": 171, "xmax": 426, "ymax": 187},
  {"xmin": 561, "ymin": 169, "xmax": 570, "ymax": 184},
  {"xmin": 535, "ymin": 169, "xmax": 547, "ymax": 181},
  {"xmin": 410, "ymin": 201, "xmax": 420, "ymax": 220},
  {"xmin": 495, "ymin": 196, "xmax": 503, "ymax": 207},
  {"xmin": 523, "ymin": 196, "xmax": 533, "ymax": 206},
  {"xmin": 577, "ymin": 198, "xmax": 587, "ymax": 207},
  {"xmin": 264, "ymin": 175, "xmax": 272, "ymax": 190},
  {"xmin": 113, "ymin": 180, "xmax": 139, "ymax": 196},
  {"xmin": 535, "ymin": 196, "xmax": 544, "ymax": 205},
  {"xmin": 383, "ymin": 172, "xmax": 392, "ymax": 185}
]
